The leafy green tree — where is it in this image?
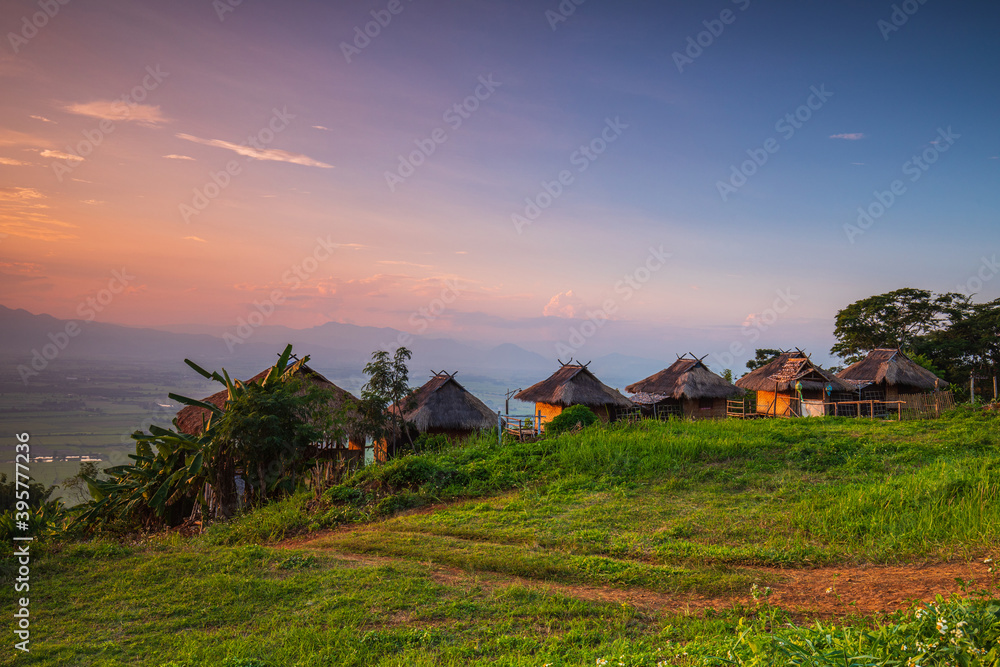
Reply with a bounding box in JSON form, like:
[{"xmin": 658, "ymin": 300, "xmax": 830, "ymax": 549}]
[
  {"xmin": 915, "ymin": 298, "xmax": 1000, "ymax": 387},
  {"xmin": 212, "ymin": 376, "xmax": 343, "ymax": 505},
  {"xmin": 747, "ymin": 349, "xmax": 783, "ymax": 371},
  {"xmin": 360, "ymin": 347, "xmax": 414, "ymax": 456},
  {"xmin": 831, "ymin": 288, "xmax": 966, "ymax": 363}
]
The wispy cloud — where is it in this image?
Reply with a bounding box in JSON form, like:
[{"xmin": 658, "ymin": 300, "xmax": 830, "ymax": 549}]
[
  {"xmin": 312, "ymin": 125, "xmax": 331, "ymax": 131},
  {"xmin": 0, "ymin": 187, "xmax": 45, "ymax": 202},
  {"xmin": 183, "ymin": 236, "xmax": 207, "ymax": 242},
  {"xmin": 0, "ymin": 129, "xmax": 51, "ymax": 148},
  {"xmin": 175, "ymin": 133, "xmax": 334, "ymax": 168},
  {"xmin": 64, "ymin": 101, "xmax": 169, "ymax": 126},
  {"xmin": 0, "ymin": 187, "xmax": 77, "ymax": 241},
  {"xmin": 29, "ymin": 115, "xmax": 56, "ymax": 124},
  {"xmin": 40, "ymin": 149, "xmax": 84, "ymax": 162},
  {"xmin": 81, "ymin": 199, "xmax": 104, "ymax": 205},
  {"xmin": 0, "ymin": 157, "xmax": 30, "ymax": 166},
  {"xmin": 830, "ymin": 133, "xmax": 865, "ymax": 140},
  {"xmin": 163, "ymin": 154, "xmax": 194, "ymax": 160},
  {"xmin": 377, "ymin": 260, "xmax": 433, "ymax": 269}
]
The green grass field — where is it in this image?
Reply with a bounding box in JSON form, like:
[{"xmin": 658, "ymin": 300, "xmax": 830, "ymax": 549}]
[{"xmin": 14, "ymin": 412, "xmax": 1000, "ymax": 666}]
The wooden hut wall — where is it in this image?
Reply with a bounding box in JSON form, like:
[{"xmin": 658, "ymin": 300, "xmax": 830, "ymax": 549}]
[
  {"xmin": 535, "ymin": 402, "xmax": 564, "ymax": 425},
  {"xmin": 681, "ymin": 397, "xmax": 728, "ymax": 419},
  {"xmin": 754, "ymin": 389, "xmax": 796, "ymax": 417}
]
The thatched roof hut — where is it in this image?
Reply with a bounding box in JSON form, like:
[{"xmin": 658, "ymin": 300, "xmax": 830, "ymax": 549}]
[
  {"xmin": 174, "ymin": 363, "xmax": 363, "ymax": 449},
  {"xmin": 736, "ymin": 350, "xmax": 852, "ymax": 417},
  {"xmin": 626, "ymin": 355, "xmax": 741, "ymax": 419},
  {"xmin": 515, "ymin": 361, "xmax": 631, "ymax": 424},
  {"xmin": 627, "ymin": 356, "xmax": 741, "ymax": 402},
  {"xmin": 837, "ymin": 349, "xmax": 943, "ymax": 397},
  {"xmin": 394, "ymin": 371, "xmax": 495, "ymax": 437}
]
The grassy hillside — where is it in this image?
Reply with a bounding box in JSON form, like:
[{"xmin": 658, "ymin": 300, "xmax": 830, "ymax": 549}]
[{"xmin": 18, "ymin": 412, "xmax": 1000, "ymax": 666}]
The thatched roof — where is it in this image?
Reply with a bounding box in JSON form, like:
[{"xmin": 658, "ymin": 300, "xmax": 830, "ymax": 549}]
[
  {"xmin": 174, "ymin": 363, "xmax": 360, "ymax": 436},
  {"xmin": 735, "ymin": 351, "xmax": 853, "ymax": 393},
  {"xmin": 626, "ymin": 356, "xmax": 742, "ymax": 403},
  {"xmin": 394, "ymin": 372, "xmax": 495, "ymax": 431},
  {"xmin": 515, "ymin": 363, "xmax": 632, "ymax": 408},
  {"xmin": 837, "ymin": 349, "xmax": 944, "ymax": 391}
]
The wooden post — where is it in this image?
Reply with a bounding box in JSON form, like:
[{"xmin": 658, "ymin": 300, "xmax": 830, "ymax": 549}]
[
  {"xmin": 536, "ymin": 410, "xmax": 542, "ymax": 436},
  {"xmin": 497, "ymin": 410, "xmax": 502, "ymax": 447},
  {"xmin": 971, "ymin": 375, "xmax": 976, "ymax": 404},
  {"xmin": 993, "ymin": 376, "xmax": 997, "ymax": 401}
]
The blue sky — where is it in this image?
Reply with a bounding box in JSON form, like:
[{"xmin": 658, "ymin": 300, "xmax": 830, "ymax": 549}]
[{"xmin": 0, "ymin": 0, "xmax": 997, "ymax": 369}]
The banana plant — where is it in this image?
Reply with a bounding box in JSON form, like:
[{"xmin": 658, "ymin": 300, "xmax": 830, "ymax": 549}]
[{"xmin": 73, "ymin": 345, "xmax": 312, "ymax": 533}]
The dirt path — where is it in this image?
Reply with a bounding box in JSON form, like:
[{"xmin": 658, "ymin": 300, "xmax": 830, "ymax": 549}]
[{"xmin": 277, "ymin": 531, "xmax": 997, "ymax": 619}]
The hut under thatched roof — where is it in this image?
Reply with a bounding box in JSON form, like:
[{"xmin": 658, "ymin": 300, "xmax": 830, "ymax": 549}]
[
  {"xmin": 626, "ymin": 355, "xmax": 742, "ymax": 419},
  {"xmin": 735, "ymin": 350, "xmax": 853, "ymax": 417},
  {"xmin": 393, "ymin": 371, "xmax": 495, "ymax": 440},
  {"xmin": 514, "ymin": 360, "xmax": 632, "ymax": 425},
  {"xmin": 837, "ymin": 348, "xmax": 944, "ymax": 399},
  {"xmin": 174, "ymin": 363, "xmax": 364, "ymax": 451}
]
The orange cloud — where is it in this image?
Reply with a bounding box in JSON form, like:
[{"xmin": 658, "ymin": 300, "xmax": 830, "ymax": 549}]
[{"xmin": 64, "ymin": 101, "xmax": 169, "ymax": 126}]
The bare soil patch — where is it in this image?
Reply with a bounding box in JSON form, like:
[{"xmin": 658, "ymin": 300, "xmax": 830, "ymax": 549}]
[{"xmin": 277, "ymin": 532, "xmax": 997, "ymax": 619}]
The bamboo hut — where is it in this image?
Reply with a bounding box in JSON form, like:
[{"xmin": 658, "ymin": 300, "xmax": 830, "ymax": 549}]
[
  {"xmin": 836, "ymin": 348, "xmax": 944, "ymax": 400},
  {"xmin": 174, "ymin": 363, "xmax": 365, "ymax": 455},
  {"xmin": 514, "ymin": 360, "xmax": 632, "ymax": 424},
  {"xmin": 393, "ymin": 371, "xmax": 496, "ymax": 441},
  {"xmin": 735, "ymin": 350, "xmax": 852, "ymax": 417},
  {"xmin": 626, "ymin": 354, "xmax": 742, "ymax": 419}
]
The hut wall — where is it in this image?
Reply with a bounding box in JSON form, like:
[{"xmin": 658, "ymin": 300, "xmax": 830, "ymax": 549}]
[
  {"xmin": 681, "ymin": 397, "xmax": 728, "ymax": 419},
  {"xmin": 593, "ymin": 405, "xmax": 613, "ymax": 423},
  {"xmin": 535, "ymin": 402, "xmax": 564, "ymax": 426},
  {"xmin": 754, "ymin": 390, "xmax": 795, "ymax": 417}
]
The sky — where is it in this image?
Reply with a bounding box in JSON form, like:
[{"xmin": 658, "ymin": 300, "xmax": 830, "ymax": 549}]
[{"xmin": 1, "ymin": 0, "xmax": 998, "ymax": 369}]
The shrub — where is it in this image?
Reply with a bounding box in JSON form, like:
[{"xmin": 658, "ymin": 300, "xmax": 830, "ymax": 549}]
[{"xmin": 547, "ymin": 405, "xmax": 599, "ymax": 437}]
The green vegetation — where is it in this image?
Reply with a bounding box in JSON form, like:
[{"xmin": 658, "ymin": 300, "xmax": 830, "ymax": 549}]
[
  {"xmin": 546, "ymin": 404, "xmax": 599, "ymax": 436},
  {"xmin": 17, "ymin": 411, "xmax": 1000, "ymax": 665}
]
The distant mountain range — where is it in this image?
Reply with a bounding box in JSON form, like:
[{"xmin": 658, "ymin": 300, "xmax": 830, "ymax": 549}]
[{"xmin": 0, "ymin": 306, "xmax": 671, "ymax": 399}]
